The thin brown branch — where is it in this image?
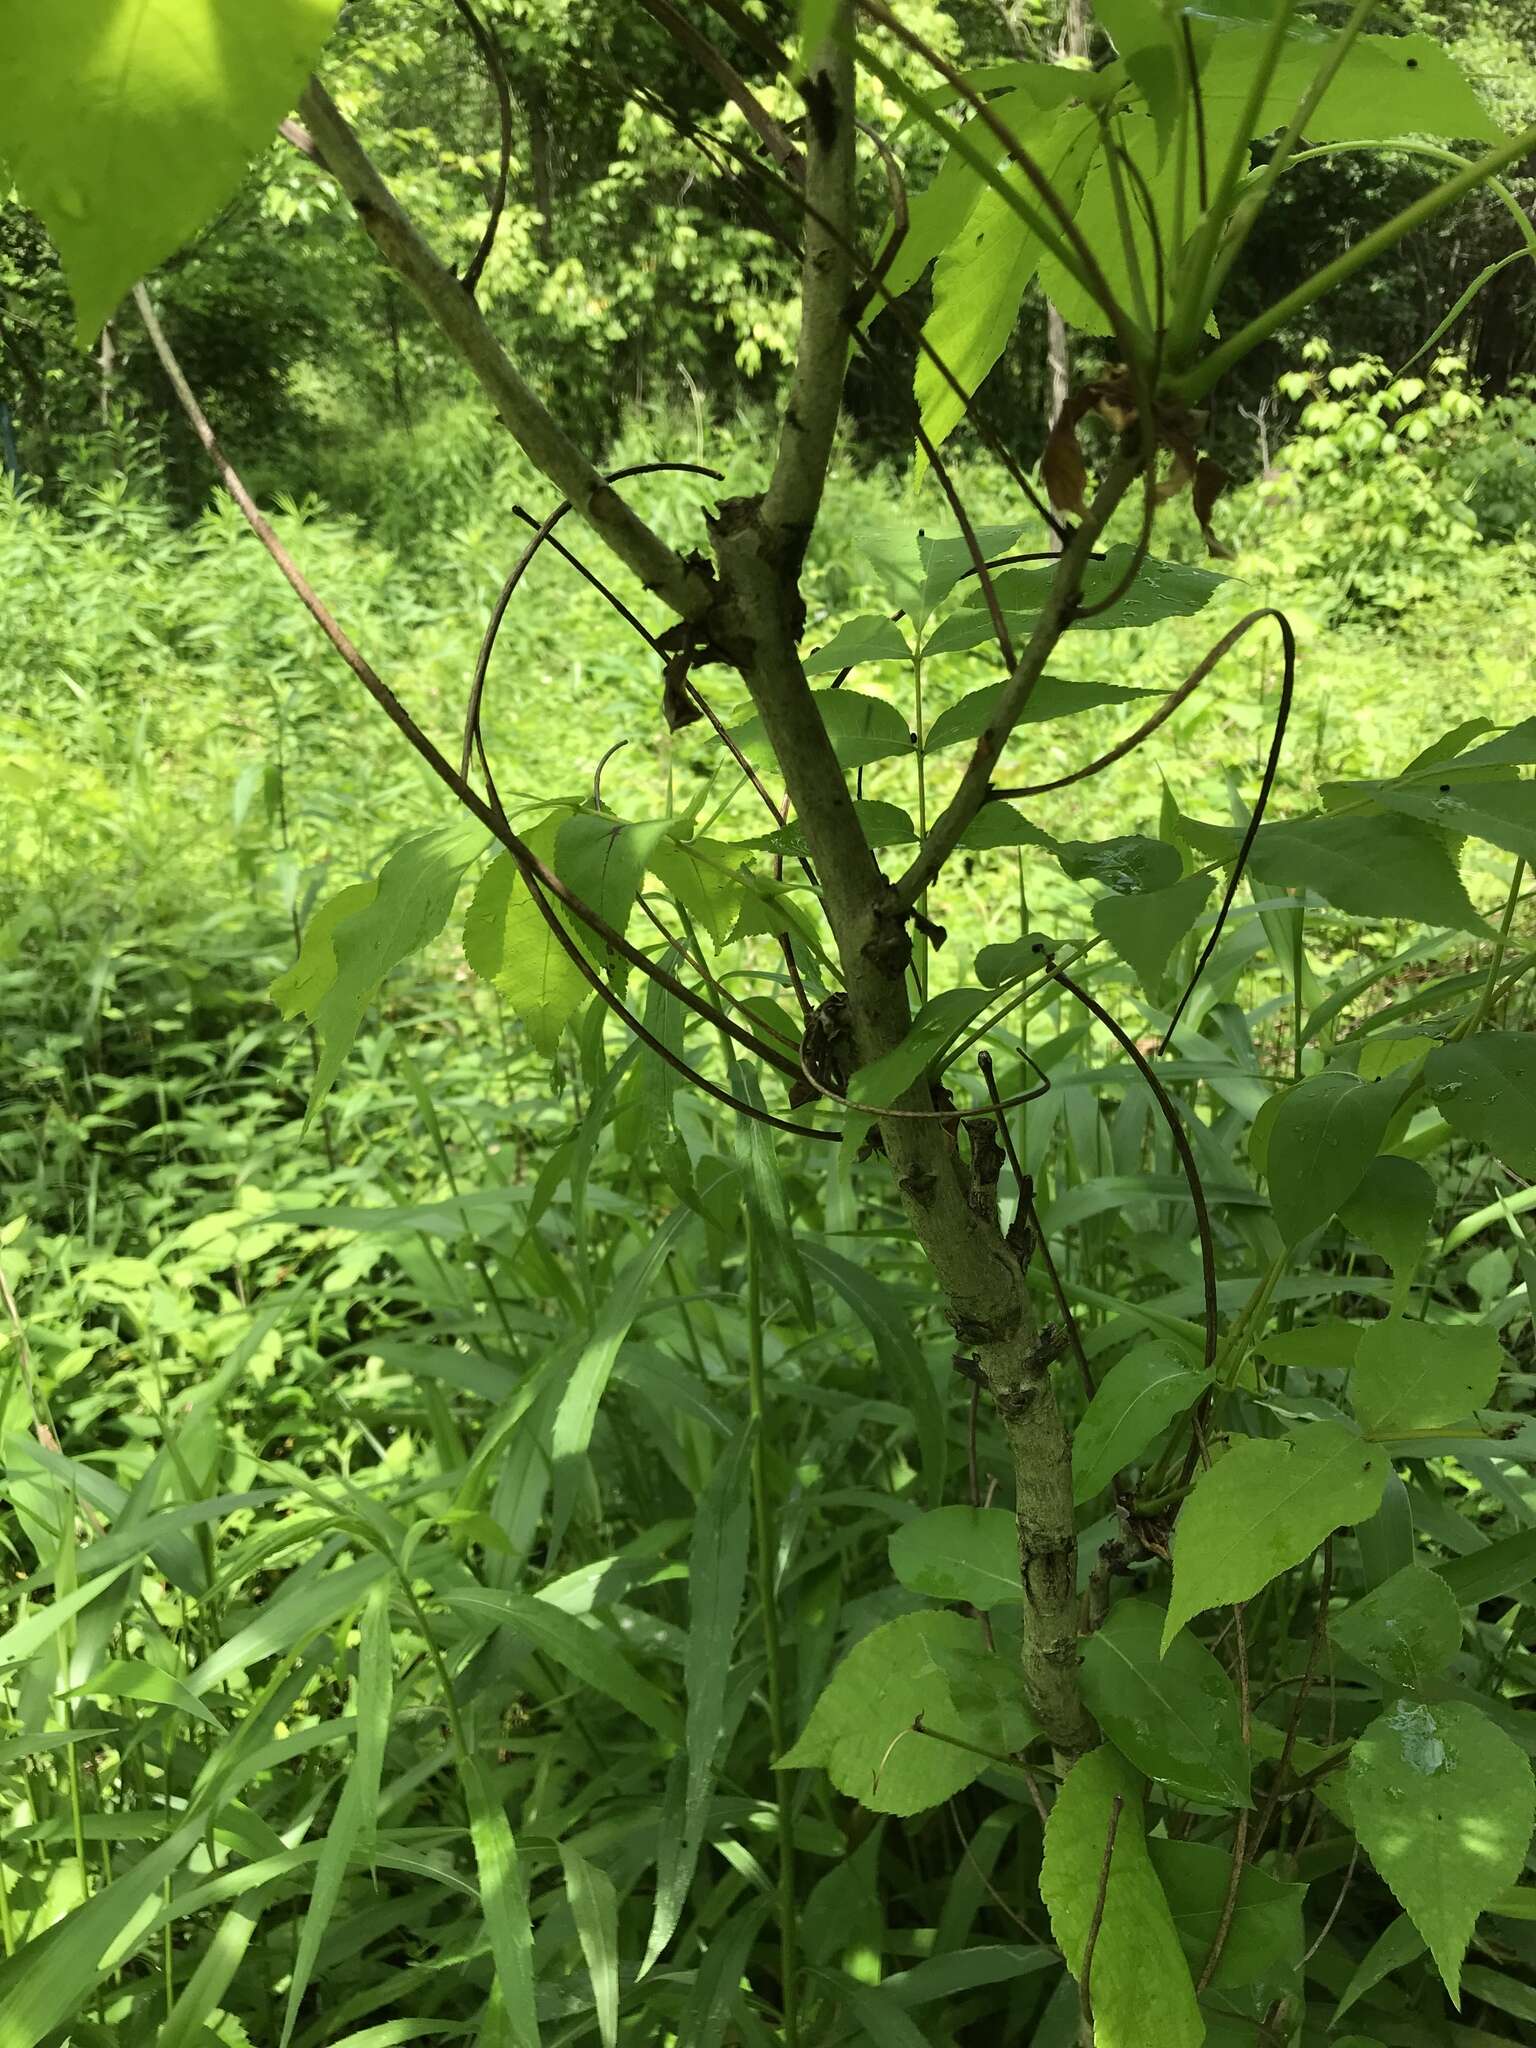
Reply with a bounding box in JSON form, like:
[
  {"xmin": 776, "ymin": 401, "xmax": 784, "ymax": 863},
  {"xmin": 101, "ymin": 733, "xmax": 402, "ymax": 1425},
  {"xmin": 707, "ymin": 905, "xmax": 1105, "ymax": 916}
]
[
  {"xmin": 132, "ymin": 286, "xmax": 804, "ymax": 1093},
  {"xmin": 1198, "ymin": 1603, "xmax": 1251, "ymax": 1992},
  {"xmin": 1080, "ymin": 1794, "xmax": 1124, "ymax": 2036},
  {"xmin": 634, "ymin": 0, "xmax": 803, "ymax": 175},
  {"xmin": 451, "ymin": 0, "xmax": 514, "ymax": 298},
  {"xmin": 295, "ymin": 77, "xmax": 708, "ymax": 619},
  {"xmin": 896, "ymin": 455, "xmax": 1142, "ymax": 910},
  {"xmin": 1049, "ymin": 965, "xmax": 1219, "ymax": 1369},
  {"xmin": 1250, "ymin": 1539, "xmax": 1334, "ymax": 1860}
]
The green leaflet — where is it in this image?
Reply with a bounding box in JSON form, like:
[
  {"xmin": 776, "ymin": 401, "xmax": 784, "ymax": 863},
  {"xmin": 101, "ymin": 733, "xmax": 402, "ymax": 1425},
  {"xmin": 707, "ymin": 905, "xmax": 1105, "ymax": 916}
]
[
  {"xmin": 554, "ymin": 809, "xmax": 674, "ymax": 969},
  {"xmin": 1203, "ymin": 29, "xmax": 1503, "ymax": 150},
  {"xmin": 278, "ymin": 819, "xmax": 485, "ymax": 1111},
  {"xmin": 1339, "ymin": 1155, "xmax": 1436, "ymax": 1304},
  {"xmin": 923, "ymin": 677, "xmax": 1159, "ymax": 750},
  {"xmin": 1329, "ymin": 1564, "xmax": 1462, "ymax": 1689},
  {"xmin": 888, "ymin": 1506, "xmax": 1020, "ymax": 1608},
  {"xmin": 1039, "ymin": 1747, "xmax": 1203, "ymax": 2048},
  {"xmin": 1191, "ymin": 812, "xmax": 1487, "ymax": 932},
  {"xmin": 0, "ymin": 0, "xmax": 344, "ymax": 343},
  {"xmin": 1164, "ymin": 1421, "xmax": 1388, "ymax": 1647},
  {"xmin": 1351, "ymin": 1316, "xmax": 1504, "ymax": 1437},
  {"xmin": 845, "ymin": 986, "xmax": 994, "ymax": 1109},
  {"xmin": 69, "ymin": 1656, "xmax": 221, "ymax": 1730},
  {"xmin": 950, "ymin": 546, "xmax": 1228, "ymax": 634},
  {"xmin": 778, "ymin": 1610, "xmax": 1000, "ymax": 1816},
  {"xmin": 464, "ymin": 826, "xmax": 592, "ymax": 1056},
  {"xmin": 751, "ymin": 799, "xmax": 916, "ymax": 858},
  {"xmin": 861, "ymin": 523, "xmax": 1027, "ymax": 629},
  {"xmin": 1265, "ymin": 1070, "xmax": 1407, "ymax": 1246},
  {"xmin": 1425, "ymin": 1034, "xmax": 1536, "ymax": 1178},
  {"xmin": 1080, "ymin": 1597, "xmax": 1250, "ymax": 1806},
  {"xmin": 1093, "ymin": 873, "xmax": 1215, "ymax": 1000},
  {"xmin": 917, "ymin": 100, "xmax": 1100, "ymax": 449},
  {"xmin": 1072, "ymin": 1342, "xmax": 1206, "ymax": 1503},
  {"xmin": 1148, "ymin": 1840, "xmax": 1305, "ymax": 1992},
  {"xmin": 646, "ymin": 837, "xmax": 748, "ymax": 949},
  {"xmin": 1374, "ymin": 778, "xmax": 1536, "ymax": 864},
  {"xmin": 734, "ymin": 685, "xmax": 911, "ymax": 766},
  {"xmin": 800, "ymin": 618, "xmax": 913, "ymax": 678},
  {"xmin": 1348, "ymin": 1699, "xmax": 1535, "ymax": 2002}
]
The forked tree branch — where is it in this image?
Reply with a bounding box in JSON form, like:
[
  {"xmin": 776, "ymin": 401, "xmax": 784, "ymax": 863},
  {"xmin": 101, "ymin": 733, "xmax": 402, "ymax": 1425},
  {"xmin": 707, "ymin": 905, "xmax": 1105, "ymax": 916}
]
[{"xmin": 294, "ymin": 78, "xmax": 711, "ymax": 621}]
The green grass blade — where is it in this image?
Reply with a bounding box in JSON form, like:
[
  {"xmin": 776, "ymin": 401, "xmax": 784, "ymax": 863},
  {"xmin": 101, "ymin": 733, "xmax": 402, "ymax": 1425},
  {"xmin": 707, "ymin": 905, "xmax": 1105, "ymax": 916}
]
[
  {"xmin": 560, "ymin": 1846, "xmax": 620, "ymax": 2048},
  {"xmin": 461, "ymin": 1756, "xmax": 540, "ymax": 2045},
  {"xmin": 438, "ymin": 1586, "xmax": 681, "ymax": 1741}
]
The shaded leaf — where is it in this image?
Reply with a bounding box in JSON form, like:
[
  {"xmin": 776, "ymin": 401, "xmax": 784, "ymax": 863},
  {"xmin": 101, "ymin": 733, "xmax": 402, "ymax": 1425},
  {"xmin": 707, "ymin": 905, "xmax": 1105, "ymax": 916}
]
[
  {"xmin": 1329, "ymin": 1565, "xmax": 1462, "ymax": 1688},
  {"xmin": 441, "ymin": 1587, "xmax": 682, "ymax": 1741},
  {"xmin": 846, "ymin": 987, "xmax": 994, "ymax": 1109},
  {"xmin": 801, "ymin": 617, "xmax": 912, "ymax": 677},
  {"xmin": 924, "ymin": 677, "xmax": 1159, "ymax": 751},
  {"xmin": 1072, "ymin": 1343, "xmax": 1206, "ymax": 1503},
  {"xmin": 1093, "ymin": 873, "xmax": 1214, "ymax": 999},
  {"xmin": 1148, "ymin": 1839, "xmax": 1306, "ymax": 1991},
  {"xmin": 1266, "ymin": 1071, "xmax": 1406, "ymax": 1246},
  {"xmin": 1080, "ymin": 1598, "xmax": 1249, "ymax": 1806},
  {"xmin": 1425, "ymin": 1035, "xmax": 1536, "ymax": 1178},
  {"xmin": 888, "ymin": 1506, "xmax": 1019, "ymax": 1608}
]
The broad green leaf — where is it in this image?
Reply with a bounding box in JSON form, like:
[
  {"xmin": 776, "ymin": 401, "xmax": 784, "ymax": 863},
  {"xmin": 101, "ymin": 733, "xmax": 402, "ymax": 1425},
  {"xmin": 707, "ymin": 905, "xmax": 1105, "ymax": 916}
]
[
  {"xmin": 280, "ymin": 1578, "xmax": 392, "ymax": 2046},
  {"xmin": 465, "ymin": 830, "xmax": 592, "ymax": 1057},
  {"xmin": 441, "ymin": 1587, "xmax": 682, "ymax": 1742},
  {"xmin": 888, "ymin": 1506, "xmax": 1019, "ymax": 1608},
  {"xmin": 1425, "ymin": 1035, "xmax": 1536, "ymax": 1178},
  {"xmin": 975, "ymin": 933, "xmax": 1059, "ymax": 987},
  {"xmin": 1266, "ymin": 1071, "xmax": 1406, "ymax": 1246},
  {"xmin": 69, "ymin": 1657, "xmax": 221, "ymax": 1729},
  {"xmin": 918, "ymin": 101, "xmax": 1100, "ymax": 449},
  {"xmin": 271, "ymin": 880, "xmax": 378, "ymax": 1020},
  {"xmin": 1148, "ymin": 1840, "xmax": 1305, "ymax": 1992},
  {"xmin": 923, "ymin": 677, "xmax": 1159, "ymax": 751},
  {"xmin": 1351, "ymin": 1316, "xmax": 1504, "ymax": 1437},
  {"xmin": 801, "ymin": 617, "xmax": 912, "ymax": 677},
  {"xmin": 1164, "ymin": 1422, "xmax": 1388, "ymax": 1647},
  {"xmin": 1376, "ymin": 779, "xmax": 1536, "ymax": 864},
  {"xmin": 1094, "ymin": 873, "xmax": 1214, "ymax": 999},
  {"xmin": 1203, "ymin": 29, "xmax": 1503, "ymax": 149},
  {"xmin": 1194, "ymin": 813, "xmax": 1486, "ymax": 932},
  {"xmin": 1332, "ymin": 1911, "xmax": 1427, "ymax": 2025},
  {"xmin": 555, "ymin": 810, "xmax": 673, "ymax": 966},
  {"xmin": 1329, "ymin": 1564, "xmax": 1461, "ymax": 1688},
  {"xmin": 1340, "ymin": 1155, "xmax": 1436, "ymax": 1302},
  {"xmin": 646, "ymin": 837, "xmax": 747, "ymax": 949},
  {"xmin": 959, "ymin": 803, "xmax": 1058, "ymax": 852},
  {"xmin": 968, "ymin": 547, "xmax": 1228, "ymax": 631},
  {"xmin": 778, "ymin": 1610, "xmax": 999, "ymax": 1816},
  {"xmin": 1072, "ymin": 1343, "xmax": 1206, "ymax": 1503},
  {"xmin": 860, "ymin": 524, "xmax": 1029, "ymax": 629},
  {"xmin": 924, "ymin": 1626, "xmax": 1039, "ymax": 1756},
  {"xmin": 282, "ymin": 819, "xmax": 485, "ymax": 1109},
  {"xmin": 1348, "ymin": 1699, "xmax": 1535, "ymax": 2001},
  {"xmin": 0, "ymin": 0, "xmax": 345, "ymax": 343},
  {"xmin": 845, "ymin": 987, "xmax": 994, "ymax": 1109},
  {"xmin": 1039, "ymin": 1746, "xmax": 1203, "ymax": 2048},
  {"xmin": 462, "ymin": 1755, "xmax": 540, "ymax": 2044},
  {"xmin": 1080, "ymin": 1597, "xmax": 1249, "ymax": 1805},
  {"xmin": 1057, "ymin": 835, "xmax": 1182, "ymax": 894},
  {"xmin": 784, "ymin": 688, "xmax": 912, "ymax": 767},
  {"xmin": 751, "ymin": 798, "xmax": 916, "ymax": 857},
  {"xmin": 561, "ymin": 1847, "xmax": 620, "ymax": 2048}
]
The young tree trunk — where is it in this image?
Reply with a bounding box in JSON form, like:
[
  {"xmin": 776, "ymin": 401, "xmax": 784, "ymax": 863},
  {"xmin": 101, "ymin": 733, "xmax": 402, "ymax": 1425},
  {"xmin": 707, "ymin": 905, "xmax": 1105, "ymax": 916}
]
[{"xmin": 1045, "ymin": 0, "xmax": 1089, "ymax": 478}]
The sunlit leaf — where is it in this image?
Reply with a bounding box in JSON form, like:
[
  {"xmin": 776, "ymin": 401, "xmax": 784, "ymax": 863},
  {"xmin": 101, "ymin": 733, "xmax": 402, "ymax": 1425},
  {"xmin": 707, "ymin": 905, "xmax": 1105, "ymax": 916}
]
[
  {"xmin": 1425, "ymin": 1035, "xmax": 1536, "ymax": 1178},
  {"xmin": 1350, "ymin": 1316, "xmax": 1504, "ymax": 1437},
  {"xmin": 1265, "ymin": 1070, "xmax": 1407, "ymax": 1246},
  {"xmin": 0, "ymin": 0, "xmax": 344, "ymax": 343},
  {"xmin": 1164, "ymin": 1422, "xmax": 1388, "ymax": 1647},
  {"xmin": 924, "ymin": 677, "xmax": 1159, "ymax": 750},
  {"xmin": 1329, "ymin": 1564, "xmax": 1461, "ymax": 1688},
  {"xmin": 1348, "ymin": 1699, "xmax": 1535, "ymax": 2002},
  {"xmin": 888, "ymin": 1506, "xmax": 1019, "ymax": 1608},
  {"xmin": 1039, "ymin": 1746, "xmax": 1203, "ymax": 2047}
]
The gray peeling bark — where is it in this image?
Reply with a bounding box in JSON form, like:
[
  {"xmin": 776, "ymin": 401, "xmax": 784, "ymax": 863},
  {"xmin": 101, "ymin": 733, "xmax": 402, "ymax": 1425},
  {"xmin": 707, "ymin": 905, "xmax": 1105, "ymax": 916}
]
[{"xmin": 707, "ymin": 28, "xmax": 1096, "ymax": 1756}]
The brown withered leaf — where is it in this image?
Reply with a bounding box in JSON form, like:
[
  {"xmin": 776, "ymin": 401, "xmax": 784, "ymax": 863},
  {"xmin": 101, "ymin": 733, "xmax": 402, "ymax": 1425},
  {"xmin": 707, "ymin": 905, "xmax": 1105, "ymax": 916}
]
[
  {"xmin": 1042, "ymin": 390, "xmax": 1094, "ymax": 519},
  {"xmin": 1193, "ymin": 457, "xmax": 1234, "ymax": 559}
]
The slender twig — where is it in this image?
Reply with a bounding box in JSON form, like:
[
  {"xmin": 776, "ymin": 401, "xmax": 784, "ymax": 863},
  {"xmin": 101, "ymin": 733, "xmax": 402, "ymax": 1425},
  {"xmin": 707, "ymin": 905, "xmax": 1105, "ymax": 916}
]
[
  {"xmin": 1198, "ymin": 1603, "xmax": 1251, "ymax": 1992},
  {"xmin": 133, "ymin": 287, "xmax": 808, "ymax": 1095},
  {"xmin": 1080, "ymin": 1795, "xmax": 1124, "ymax": 2036},
  {"xmin": 634, "ymin": 0, "xmax": 804, "ymax": 174},
  {"xmin": 295, "ymin": 77, "xmax": 709, "ymax": 617},
  {"xmin": 1159, "ymin": 611, "xmax": 1297, "ymax": 1051},
  {"xmin": 1250, "ymin": 1539, "xmax": 1334, "ymax": 1859},
  {"xmin": 1049, "ymin": 966, "xmax": 1219, "ymax": 1368},
  {"xmin": 451, "ymin": 0, "xmax": 513, "ymax": 297},
  {"xmin": 1301, "ymin": 1841, "xmax": 1359, "ymax": 1964}
]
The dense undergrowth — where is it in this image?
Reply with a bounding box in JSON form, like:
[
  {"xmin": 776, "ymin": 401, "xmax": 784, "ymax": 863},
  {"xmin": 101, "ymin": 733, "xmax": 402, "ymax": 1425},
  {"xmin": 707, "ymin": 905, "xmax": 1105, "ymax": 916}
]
[{"xmin": 3, "ymin": 382, "xmax": 1536, "ymax": 2044}]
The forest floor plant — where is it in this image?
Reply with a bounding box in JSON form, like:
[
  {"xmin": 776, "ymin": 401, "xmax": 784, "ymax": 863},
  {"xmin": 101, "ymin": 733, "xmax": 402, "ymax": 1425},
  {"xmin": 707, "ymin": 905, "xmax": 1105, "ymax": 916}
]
[{"xmin": 4, "ymin": 1, "xmax": 1536, "ymax": 2043}]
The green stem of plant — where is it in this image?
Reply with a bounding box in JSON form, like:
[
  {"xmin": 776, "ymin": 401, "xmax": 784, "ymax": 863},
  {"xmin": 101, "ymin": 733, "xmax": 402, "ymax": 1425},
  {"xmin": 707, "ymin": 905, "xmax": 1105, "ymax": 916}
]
[
  {"xmin": 1176, "ymin": 119, "xmax": 1536, "ymax": 399},
  {"xmin": 1463, "ymin": 858, "xmax": 1526, "ymax": 1039},
  {"xmin": 745, "ymin": 1208, "xmax": 798, "ymax": 2048}
]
